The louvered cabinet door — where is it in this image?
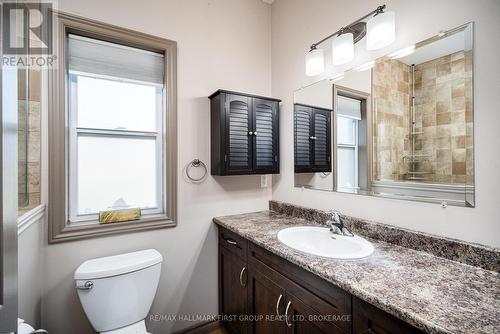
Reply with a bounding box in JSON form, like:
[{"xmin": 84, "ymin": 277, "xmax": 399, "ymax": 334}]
[
  {"xmin": 253, "ymin": 98, "xmax": 279, "ymax": 173},
  {"xmin": 294, "ymin": 104, "xmax": 313, "ymax": 173},
  {"xmin": 226, "ymin": 94, "xmax": 253, "ymax": 174},
  {"xmin": 312, "ymin": 109, "xmax": 331, "ymax": 172}
]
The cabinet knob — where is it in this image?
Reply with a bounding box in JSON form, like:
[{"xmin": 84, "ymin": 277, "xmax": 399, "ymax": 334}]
[
  {"xmin": 248, "ymin": 131, "xmax": 254, "ymax": 136},
  {"xmin": 253, "ymin": 131, "xmax": 258, "ymax": 136},
  {"xmin": 309, "ymin": 136, "xmax": 316, "ymax": 140}
]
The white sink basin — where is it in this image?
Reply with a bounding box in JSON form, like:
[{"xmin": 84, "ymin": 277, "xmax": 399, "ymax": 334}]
[{"xmin": 277, "ymin": 226, "xmax": 374, "ymax": 259}]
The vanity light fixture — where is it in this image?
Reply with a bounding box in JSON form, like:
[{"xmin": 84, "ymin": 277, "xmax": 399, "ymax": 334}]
[
  {"xmin": 332, "ymin": 31, "xmax": 354, "ymax": 65},
  {"xmin": 366, "ymin": 10, "xmax": 395, "ymax": 50},
  {"xmin": 305, "ymin": 47, "xmax": 325, "ymax": 76},
  {"xmin": 305, "ymin": 4, "xmax": 394, "ymax": 76},
  {"xmin": 353, "ymin": 60, "xmax": 375, "ymax": 72},
  {"xmin": 388, "ymin": 45, "xmax": 415, "ymax": 59}
]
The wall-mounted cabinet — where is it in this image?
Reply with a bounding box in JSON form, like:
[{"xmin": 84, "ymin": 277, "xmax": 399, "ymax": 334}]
[
  {"xmin": 294, "ymin": 103, "xmax": 331, "ymax": 173},
  {"xmin": 210, "ymin": 90, "xmax": 280, "ymax": 175}
]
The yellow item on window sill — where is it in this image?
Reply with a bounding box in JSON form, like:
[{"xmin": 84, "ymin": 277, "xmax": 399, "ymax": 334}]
[{"xmin": 99, "ymin": 208, "xmax": 141, "ymax": 224}]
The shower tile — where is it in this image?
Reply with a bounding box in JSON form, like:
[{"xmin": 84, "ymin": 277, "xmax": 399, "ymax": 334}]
[
  {"xmin": 452, "ymin": 136, "xmax": 466, "ymax": 149},
  {"xmin": 28, "ymin": 102, "xmax": 41, "ymax": 132},
  {"xmin": 452, "ymin": 82, "xmax": 465, "ymax": 98},
  {"xmin": 452, "ymin": 96, "xmax": 466, "ymax": 111},
  {"xmin": 451, "ymin": 59, "xmax": 465, "ymax": 73},
  {"xmin": 28, "ymin": 162, "xmax": 41, "ymax": 193},
  {"xmin": 437, "ymin": 63, "xmax": 451, "ymax": 76},
  {"xmin": 436, "ymin": 137, "xmax": 451, "ymax": 149},
  {"xmin": 452, "ymin": 161, "xmax": 466, "ymax": 175},
  {"xmin": 27, "ymin": 131, "xmax": 41, "ymax": 163},
  {"xmin": 436, "ymin": 112, "xmax": 451, "ymax": 125},
  {"xmin": 453, "ymin": 149, "xmax": 466, "ymax": 162}
]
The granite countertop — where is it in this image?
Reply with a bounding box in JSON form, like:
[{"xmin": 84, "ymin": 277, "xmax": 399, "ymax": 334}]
[{"xmin": 213, "ymin": 210, "xmax": 500, "ymax": 334}]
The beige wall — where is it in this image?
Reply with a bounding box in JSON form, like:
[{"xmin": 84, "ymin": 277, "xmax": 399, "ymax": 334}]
[
  {"xmin": 271, "ymin": 0, "xmax": 500, "ymax": 247},
  {"xmin": 41, "ymin": 0, "xmax": 272, "ymax": 333}
]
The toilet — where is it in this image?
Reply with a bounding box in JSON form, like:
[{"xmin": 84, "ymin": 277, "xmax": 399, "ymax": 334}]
[{"xmin": 74, "ymin": 249, "xmax": 163, "ymax": 334}]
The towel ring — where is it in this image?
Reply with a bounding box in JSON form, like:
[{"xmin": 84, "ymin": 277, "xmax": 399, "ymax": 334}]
[{"xmin": 186, "ymin": 159, "xmax": 207, "ymax": 182}]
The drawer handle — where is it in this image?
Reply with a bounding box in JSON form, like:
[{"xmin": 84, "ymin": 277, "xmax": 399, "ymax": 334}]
[
  {"xmin": 239, "ymin": 267, "xmax": 247, "ymax": 287},
  {"xmin": 226, "ymin": 238, "xmax": 238, "ymax": 246},
  {"xmin": 276, "ymin": 294, "xmax": 283, "ymax": 317},
  {"xmin": 285, "ymin": 301, "xmax": 292, "ymax": 327}
]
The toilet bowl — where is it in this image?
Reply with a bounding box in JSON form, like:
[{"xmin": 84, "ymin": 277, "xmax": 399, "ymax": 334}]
[{"xmin": 74, "ymin": 249, "xmax": 163, "ymax": 334}]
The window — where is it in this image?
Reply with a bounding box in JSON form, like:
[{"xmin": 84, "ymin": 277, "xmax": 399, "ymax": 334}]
[
  {"xmin": 67, "ymin": 35, "xmax": 164, "ymax": 223},
  {"xmin": 336, "ymin": 96, "xmax": 361, "ymax": 192},
  {"xmin": 49, "ymin": 12, "xmax": 177, "ymax": 242}
]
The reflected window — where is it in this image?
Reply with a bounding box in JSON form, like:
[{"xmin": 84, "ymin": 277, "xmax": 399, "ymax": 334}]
[
  {"xmin": 336, "ymin": 96, "xmax": 361, "ymax": 192},
  {"xmin": 337, "ymin": 116, "xmax": 359, "ymax": 191}
]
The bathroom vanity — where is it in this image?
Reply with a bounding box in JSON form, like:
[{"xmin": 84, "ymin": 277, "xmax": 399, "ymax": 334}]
[{"xmin": 214, "ymin": 202, "xmax": 500, "ymax": 334}]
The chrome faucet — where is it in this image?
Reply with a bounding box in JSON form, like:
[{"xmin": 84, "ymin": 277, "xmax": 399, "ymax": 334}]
[{"xmin": 327, "ymin": 210, "xmax": 354, "ymax": 237}]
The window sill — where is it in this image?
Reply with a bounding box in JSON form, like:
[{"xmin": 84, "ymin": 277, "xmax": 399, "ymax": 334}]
[{"xmin": 49, "ymin": 214, "xmax": 175, "ymax": 243}]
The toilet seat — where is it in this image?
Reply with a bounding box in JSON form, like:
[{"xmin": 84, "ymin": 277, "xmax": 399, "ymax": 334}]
[{"xmin": 101, "ymin": 320, "xmax": 150, "ymax": 334}]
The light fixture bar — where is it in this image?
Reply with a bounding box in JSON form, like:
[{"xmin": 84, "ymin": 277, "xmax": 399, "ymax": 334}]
[{"xmin": 309, "ymin": 5, "xmax": 386, "ymax": 51}]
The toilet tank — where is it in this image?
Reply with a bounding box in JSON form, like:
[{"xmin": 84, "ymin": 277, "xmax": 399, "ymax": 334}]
[{"xmin": 74, "ymin": 249, "xmax": 163, "ymax": 333}]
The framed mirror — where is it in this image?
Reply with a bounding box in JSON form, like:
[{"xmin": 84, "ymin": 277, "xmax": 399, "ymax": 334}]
[{"xmin": 294, "ymin": 23, "xmax": 474, "ymax": 207}]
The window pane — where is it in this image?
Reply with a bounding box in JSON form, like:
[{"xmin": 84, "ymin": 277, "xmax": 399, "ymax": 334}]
[
  {"xmin": 337, "ymin": 116, "xmax": 356, "ymax": 145},
  {"xmin": 337, "ymin": 147, "xmax": 356, "ymax": 189},
  {"xmin": 77, "ymin": 135, "xmax": 159, "ymax": 215},
  {"xmin": 76, "ymin": 75, "xmax": 158, "ymax": 132}
]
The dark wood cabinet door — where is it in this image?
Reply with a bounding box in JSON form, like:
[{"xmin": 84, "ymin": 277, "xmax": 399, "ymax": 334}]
[
  {"xmin": 294, "ymin": 104, "xmax": 312, "ymax": 173},
  {"xmin": 220, "ymin": 246, "xmax": 248, "ymax": 334},
  {"xmin": 294, "ymin": 104, "xmax": 331, "ymax": 173},
  {"xmin": 247, "ymin": 267, "xmax": 287, "ymax": 334},
  {"xmin": 225, "ymin": 94, "xmax": 253, "ymax": 174},
  {"xmin": 285, "ymin": 293, "xmax": 342, "ymax": 334},
  {"xmin": 312, "ymin": 109, "xmax": 331, "ymax": 172},
  {"xmin": 253, "ymin": 98, "xmax": 279, "ymax": 173},
  {"xmin": 353, "ymin": 297, "xmax": 424, "ymax": 334}
]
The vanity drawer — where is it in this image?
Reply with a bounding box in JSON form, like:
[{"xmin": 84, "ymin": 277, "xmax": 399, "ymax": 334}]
[
  {"xmin": 352, "ymin": 297, "xmax": 424, "ymax": 334},
  {"xmin": 219, "ymin": 227, "xmax": 248, "ymax": 260}
]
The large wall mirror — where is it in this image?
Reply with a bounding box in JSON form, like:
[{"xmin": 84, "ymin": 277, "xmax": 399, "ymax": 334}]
[{"xmin": 294, "ymin": 23, "xmax": 474, "ymax": 207}]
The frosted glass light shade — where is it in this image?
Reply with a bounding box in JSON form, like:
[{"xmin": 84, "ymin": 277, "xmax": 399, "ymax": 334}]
[
  {"xmin": 305, "ymin": 49, "xmax": 324, "ymax": 76},
  {"xmin": 332, "ymin": 33, "xmax": 354, "ymax": 65},
  {"xmin": 366, "ymin": 11, "xmax": 395, "ymax": 50}
]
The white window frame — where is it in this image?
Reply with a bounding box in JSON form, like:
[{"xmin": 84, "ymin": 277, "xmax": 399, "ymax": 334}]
[
  {"xmin": 337, "ymin": 115, "xmax": 359, "ymax": 190},
  {"xmin": 67, "ymin": 71, "xmax": 165, "ymax": 224}
]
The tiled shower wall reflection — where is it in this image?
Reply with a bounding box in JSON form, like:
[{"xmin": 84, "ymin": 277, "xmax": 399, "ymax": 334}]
[
  {"xmin": 373, "ymin": 51, "xmax": 473, "ymax": 184},
  {"xmin": 18, "ymin": 68, "xmax": 41, "ymax": 216},
  {"xmin": 372, "ymin": 58, "xmax": 410, "ymax": 180}
]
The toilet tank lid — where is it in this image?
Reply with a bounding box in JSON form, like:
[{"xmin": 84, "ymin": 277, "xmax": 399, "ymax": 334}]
[{"xmin": 74, "ymin": 249, "xmax": 162, "ymax": 280}]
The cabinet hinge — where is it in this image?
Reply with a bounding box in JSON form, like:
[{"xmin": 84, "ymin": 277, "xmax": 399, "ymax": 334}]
[
  {"xmin": 224, "ymin": 154, "xmax": 227, "ymax": 162},
  {"xmin": 274, "ymin": 155, "xmax": 278, "ymax": 162}
]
